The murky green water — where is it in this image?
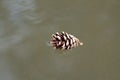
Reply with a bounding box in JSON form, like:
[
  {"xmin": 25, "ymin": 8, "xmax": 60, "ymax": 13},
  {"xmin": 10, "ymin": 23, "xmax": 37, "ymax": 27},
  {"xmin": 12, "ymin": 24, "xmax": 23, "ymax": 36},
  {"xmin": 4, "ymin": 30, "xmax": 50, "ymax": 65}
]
[{"xmin": 0, "ymin": 0, "xmax": 120, "ymax": 80}]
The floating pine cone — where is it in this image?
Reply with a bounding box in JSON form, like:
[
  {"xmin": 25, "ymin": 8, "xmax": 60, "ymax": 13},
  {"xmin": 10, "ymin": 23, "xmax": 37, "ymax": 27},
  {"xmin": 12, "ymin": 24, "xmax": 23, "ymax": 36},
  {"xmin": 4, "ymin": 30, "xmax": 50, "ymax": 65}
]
[{"xmin": 50, "ymin": 31, "xmax": 83, "ymax": 50}]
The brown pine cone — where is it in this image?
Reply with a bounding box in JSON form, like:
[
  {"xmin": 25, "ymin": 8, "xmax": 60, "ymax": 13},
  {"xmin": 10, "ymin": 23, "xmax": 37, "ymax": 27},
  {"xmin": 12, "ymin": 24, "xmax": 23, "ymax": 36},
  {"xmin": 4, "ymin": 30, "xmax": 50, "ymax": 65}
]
[{"xmin": 50, "ymin": 31, "xmax": 83, "ymax": 50}]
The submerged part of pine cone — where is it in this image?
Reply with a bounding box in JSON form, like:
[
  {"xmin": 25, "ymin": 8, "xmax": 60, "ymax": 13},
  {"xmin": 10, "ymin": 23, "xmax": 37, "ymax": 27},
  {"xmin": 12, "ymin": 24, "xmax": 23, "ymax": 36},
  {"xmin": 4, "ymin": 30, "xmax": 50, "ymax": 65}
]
[{"xmin": 50, "ymin": 31, "xmax": 83, "ymax": 50}]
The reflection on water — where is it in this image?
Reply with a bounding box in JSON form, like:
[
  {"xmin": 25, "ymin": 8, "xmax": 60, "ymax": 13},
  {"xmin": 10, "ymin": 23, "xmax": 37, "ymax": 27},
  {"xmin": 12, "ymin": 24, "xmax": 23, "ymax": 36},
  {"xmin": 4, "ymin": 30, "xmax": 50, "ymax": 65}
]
[{"xmin": 0, "ymin": 0, "xmax": 120, "ymax": 80}]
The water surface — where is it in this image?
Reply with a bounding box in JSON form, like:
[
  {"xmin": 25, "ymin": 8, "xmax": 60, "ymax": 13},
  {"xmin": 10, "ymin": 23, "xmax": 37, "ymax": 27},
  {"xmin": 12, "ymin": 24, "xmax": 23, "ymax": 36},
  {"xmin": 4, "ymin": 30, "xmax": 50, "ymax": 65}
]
[{"xmin": 0, "ymin": 0, "xmax": 120, "ymax": 80}]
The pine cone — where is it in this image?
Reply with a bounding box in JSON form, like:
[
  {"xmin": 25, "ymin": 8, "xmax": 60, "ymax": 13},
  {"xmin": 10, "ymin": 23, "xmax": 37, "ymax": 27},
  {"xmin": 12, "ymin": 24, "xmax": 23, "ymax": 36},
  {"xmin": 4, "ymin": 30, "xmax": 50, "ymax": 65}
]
[{"xmin": 50, "ymin": 31, "xmax": 83, "ymax": 50}]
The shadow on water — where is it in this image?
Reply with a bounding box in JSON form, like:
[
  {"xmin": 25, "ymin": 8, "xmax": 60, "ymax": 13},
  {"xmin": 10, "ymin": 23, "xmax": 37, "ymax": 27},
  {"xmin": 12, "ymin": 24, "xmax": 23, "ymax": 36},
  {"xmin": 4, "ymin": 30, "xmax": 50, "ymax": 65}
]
[{"xmin": 0, "ymin": 0, "xmax": 120, "ymax": 80}]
